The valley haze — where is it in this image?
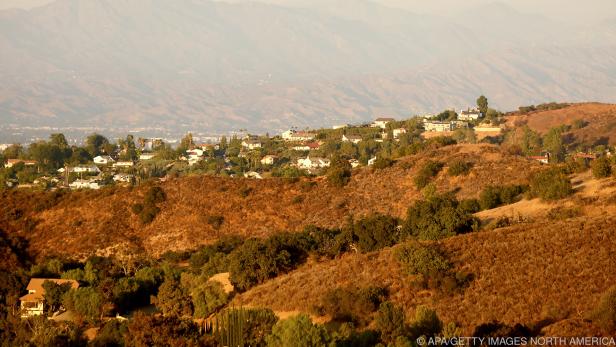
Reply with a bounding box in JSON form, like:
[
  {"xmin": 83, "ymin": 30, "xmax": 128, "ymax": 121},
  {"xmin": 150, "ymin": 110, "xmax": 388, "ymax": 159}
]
[{"xmin": 1, "ymin": 0, "xmax": 616, "ymax": 140}]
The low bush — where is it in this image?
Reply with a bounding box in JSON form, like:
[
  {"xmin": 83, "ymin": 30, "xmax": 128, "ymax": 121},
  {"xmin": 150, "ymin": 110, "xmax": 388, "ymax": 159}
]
[
  {"xmin": 414, "ymin": 161, "xmax": 444, "ymax": 189},
  {"xmin": 479, "ymin": 185, "xmax": 526, "ymax": 210},
  {"xmin": 350, "ymin": 214, "xmax": 400, "ymax": 253},
  {"xmin": 132, "ymin": 186, "xmax": 166, "ymax": 224},
  {"xmin": 529, "ymin": 168, "xmax": 573, "ymax": 201},
  {"xmin": 403, "ymin": 194, "xmax": 479, "ymax": 240},
  {"xmin": 318, "ymin": 286, "xmax": 388, "ymax": 325},
  {"xmin": 592, "ymin": 157, "xmax": 612, "ymax": 179},
  {"xmin": 372, "ymin": 157, "xmax": 395, "ymax": 170},
  {"xmin": 395, "ymin": 242, "xmax": 450, "ymax": 277},
  {"xmin": 447, "ymin": 160, "xmax": 472, "ymax": 176}
]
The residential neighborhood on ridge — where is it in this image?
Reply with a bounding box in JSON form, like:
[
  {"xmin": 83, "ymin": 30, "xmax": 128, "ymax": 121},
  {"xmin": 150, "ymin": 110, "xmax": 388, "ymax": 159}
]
[{"xmin": 1, "ymin": 99, "xmax": 612, "ymax": 192}]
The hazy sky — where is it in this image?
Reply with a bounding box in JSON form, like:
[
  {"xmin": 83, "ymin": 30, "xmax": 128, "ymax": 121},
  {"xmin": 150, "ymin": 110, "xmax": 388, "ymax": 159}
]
[{"xmin": 1, "ymin": 0, "xmax": 614, "ymax": 24}]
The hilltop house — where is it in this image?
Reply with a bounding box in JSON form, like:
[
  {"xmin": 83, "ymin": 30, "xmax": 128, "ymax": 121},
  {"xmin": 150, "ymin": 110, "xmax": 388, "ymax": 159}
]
[
  {"xmin": 20, "ymin": 279, "xmax": 79, "ymax": 318},
  {"xmin": 528, "ymin": 153, "xmax": 550, "ymax": 164},
  {"xmin": 4, "ymin": 159, "xmax": 37, "ymax": 168},
  {"xmin": 372, "ymin": 117, "xmax": 395, "ymax": 129},
  {"xmin": 332, "ymin": 124, "xmax": 349, "ymax": 130},
  {"xmin": 458, "ymin": 108, "xmax": 482, "ymax": 121},
  {"xmin": 139, "ymin": 153, "xmax": 156, "ymax": 161},
  {"xmin": 260, "ymin": 155, "xmax": 278, "ymax": 165},
  {"xmin": 113, "ymin": 161, "xmax": 134, "ymax": 168},
  {"xmin": 58, "ymin": 165, "xmax": 100, "ymax": 174},
  {"xmin": 423, "ymin": 120, "xmax": 453, "ymax": 132},
  {"xmin": 93, "ymin": 155, "xmax": 115, "ymax": 165},
  {"xmin": 241, "ymin": 140, "xmax": 262, "ymax": 150},
  {"xmin": 70, "ymin": 179, "xmax": 101, "ymax": 190},
  {"xmin": 244, "ymin": 171, "xmax": 263, "ymax": 179},
  {"xmin": 297, "ymin": 156, "xmax": 331, "ymax": 170},
  {"xmin": 292, "ymin": 142, "xmax": 320, "ymax": 151},
  {"xmin": 392, "ymin": 128, "xmax": 407, "ymax": 139},
  {"xmin": 113, "ymin": 173, "xmax": 134, "ymax": 183},
  {"xmin": 342, "ymin": 134, "xmax": 362, "ymax": 144},
  {"xmin": 283, "ymin": 130, "xmax": 316, "ymax": 142}
]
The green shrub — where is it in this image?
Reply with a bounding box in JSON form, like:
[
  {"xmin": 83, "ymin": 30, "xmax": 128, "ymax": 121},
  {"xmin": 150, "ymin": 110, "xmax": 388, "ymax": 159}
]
[
  {"xmin": 62, "ymin": 287, "xmax": 103, "ymax": 322},
  {"xmin": 351, "ymin": 214, "xmax": 400, "ymax": 252},
  {"xmin": 458, "ymin": 199, "xmax": 481, "ymax": 214},
  {"xmin": 376, "ymin": 302, "xmax": 407, "ymax": 344},
  {"xmin": 414, "ymin": 161, "xmax": 444, "ymax": 189},
  {"xmin": 479, "ymin": 185, "xmax": 526, "ymax": 210},
  {"xmin": 228, "ymin": 234, "xmax": 310, "ymax": 291},
  {"xmin": 319, "ymin": 286, "xmax": 387, "ymax": 325},
  {"xmin": 213, "ymin": 308, "xmax": 279, "ymax": 347},
  {"xmin": 191, "ymin": 281, "xmax": 228, "ymax": 318},
  {"xmin": 132, "ymin": 186, "xmax": 166, "ymax": 224},
  {"xmin": 403, "ymin": 194, "xmax": 478, "ymax": 240},
  {"xmin": 373, "ymin": 157, "xmax": 395, "ymax": 170},
  {"xmin": 395, "ymin": 242, "xmax": 450, "ymax": 277},
  {"xmin": 592, "ymin": 157, "xmax": 612, "ymax": 179},
  {"xmin": 410, "ymin": 306, "xmax": 443, "ymax": 338},
  {"xmin": 529, "ymin": 168, "xmax": 573, "ymax": 201},
  {"xmin": 266, "ymin": 314, "xmax": 330, "ymax": 347},
  {"xmin": 447, "ymin": 160, "xmax": 472, "ymax": 176}
]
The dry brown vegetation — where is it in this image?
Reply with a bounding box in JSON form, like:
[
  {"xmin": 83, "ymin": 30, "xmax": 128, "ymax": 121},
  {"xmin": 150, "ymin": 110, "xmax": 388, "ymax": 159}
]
[
  {"xmin": 233, "ymin": 213, "xmax": 616, "ymax": 335},
  {"xmin": 505, "ymin": 102, "xmax": 616, "ymax": 145},
  {"xmin": 1, "ymin": 144, "xmax": 540, "ymax": 258}
]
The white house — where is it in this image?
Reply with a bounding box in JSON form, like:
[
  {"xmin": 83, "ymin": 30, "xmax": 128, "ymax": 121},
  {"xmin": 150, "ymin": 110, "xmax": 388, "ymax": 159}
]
[
  {"xmin": 332, "ymin": 124, "xmax": 349, "ymax": 130},
  {"xmin": 368, "ymin": 157, "xmax": 378, "ymax": 166},
  {"xmin": 423, "ymin": 121, "xmax": 453, "ymax": 132},
  {"xmin": 69, "ymin": 179, "xmax": 101, "ymax": 190},
  {"xmin": 292, "ymin": 142, "xmax": 320, "ymax": 151},
  {"xmin": 139, "ymin": 153, "xmax": 156, "ymax": 161},
  {"xmin": 451, "ymin": 120, "xmax": 469, "ymax": 129},
  {"xmin": 4, "ymin": 159, "xmax": 37, "ymax": 168},
  {"xmin": 244, "ymin": 171, "xmax": 263, "ymax": 179},
  {"xmin": 242, "ymin": 140, "xmax": 262, "ymax": 150},
  {"xmin": 113, "ymin": 173, "xmax": 134, "ymax": 183},
  {"xmin": 283, "ymin": 130, "xmax": 316, "ymax": 142},
  {"xmin": 392, "ymin": 128, "xmax": 407, "ymax": 139},
  {"xmin": 113, "ymin": 161, "xmax": 134, "ymax": 168},
  {"xmin": 260, "ymin": 155, "xmax": 277, "ymax": 165},
  {"xmin": 458, "ymin": 109, "xmax": 482, "ymax": 121},
  {"xmin": 187, "ymin": 148, "xmax": 204, "ymax": 157},
  {"xmin": 281, "ymin": 130, "xmax": 296, "ymax": 140},
  {"xmin": 528, "ymin": 153, "xmax": 550, "ymax": 164},
  {"xmin": 58, "ymin": 165, "xmax": 101, "ymax": 174},
  {"xmin": 93, "ymin": 156, "xmax": 115, "ymax": 165},
  {"xmin": 20, "ymin": 279, "xmax": 79, "ymax": 318},
  {"xmin": 372, "ymin": 117, "xmax": 395, "ymax": 129},
  {"xmin": 297, "ymin": 156, "xmax": 331, "ymax": 170},
  {"xmin": 342, "ymin": 134, "xmax": 362, "ymax": 144},
  {"xmin": 349, "ymin": 159, "xmax": 360, "ymax": 168}
]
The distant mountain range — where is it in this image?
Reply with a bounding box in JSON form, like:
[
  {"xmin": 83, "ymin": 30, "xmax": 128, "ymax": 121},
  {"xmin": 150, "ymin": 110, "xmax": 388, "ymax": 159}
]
[{"xmin": 1, "ymin": 0, "xmax": 615, "ymax": 134}]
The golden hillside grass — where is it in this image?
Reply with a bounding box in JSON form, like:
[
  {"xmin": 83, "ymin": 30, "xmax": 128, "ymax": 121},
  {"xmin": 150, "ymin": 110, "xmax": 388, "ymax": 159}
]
[
  {"xmin": 234, "ymin": 213, "xmax": 616, "ymax": 334},
  {"xmin": 4, "ymin": 143, "xmax": 540, "ymax": 258},
  {"xmin": 505, "ymin": 102, "xmax": 616, "ymax": 145}
]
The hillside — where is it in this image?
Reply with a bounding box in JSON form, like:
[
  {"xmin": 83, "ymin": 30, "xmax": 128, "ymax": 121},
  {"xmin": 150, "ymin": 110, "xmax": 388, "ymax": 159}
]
[
  {"xmin": 505, "ymin": 103, "xmax": 616, "ymax": 145},
  {"xmin": 1, "ymin": 144, "xmax": 540, "ymax": 258},
  {"xmin": 233, "ymin": 172, "xmax": 616, "ymax": 334}
]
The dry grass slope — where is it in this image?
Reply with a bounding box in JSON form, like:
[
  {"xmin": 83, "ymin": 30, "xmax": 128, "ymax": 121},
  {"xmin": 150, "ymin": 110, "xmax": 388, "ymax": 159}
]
[
  {"xmin": 234, "ymin": 215, "xmax": 616, "ymax": 335},
  {"xmin": 3, "ymin": 144, "xmax": 540, "ymax": 258}
]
